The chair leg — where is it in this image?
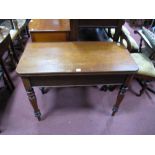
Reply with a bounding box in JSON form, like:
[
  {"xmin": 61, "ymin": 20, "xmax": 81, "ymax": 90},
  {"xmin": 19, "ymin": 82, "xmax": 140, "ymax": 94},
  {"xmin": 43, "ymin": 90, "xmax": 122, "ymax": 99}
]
[
  {"xmin": 137, "ymin": 83, "xmax": 147, "ymax": 96},
  {"xmin": 39, "ymin": 87, "xmax": 48, "ymax": 94},
  {"xmin": 136, "ymin": 78, "xmax": 155, "ymax": 96},
  {"xmin": 15, "ymin": 34, "xmax": 24, "ymax": 51},
  {"xmin": 2, "ymin": 73, "xmax": 13, "ymax": 92},
  {"xmin": 0, "ymin": 59, "xmax": 14, "ymax": 91},
  {"xmin": 99, "ymin": 85, "xmax": 117, "ymax": 92},
  {"xmin": 19, "ymin": 35, "xmax": 24, "ymax": 50},
  {"xmin": 26, "ymin": 26, "xmax": 30, "ymax": 38},
  {"xmin": 99, "ymin": 85, "xmax": 108, "ymax": 91},
  {"xmin": 9, "ymin": 41, "xmax": 19, "ymax": 63},
  {"xmin": 8, "ymin": 47, "xmax": 18, "ymax": 68},
  {"xmin": 136, "ymin": 79, "xmax": 147, "ymax": 96},
  {"xmin": 146, "ymin": 87, "xmax": 155, "ymax": 94}
]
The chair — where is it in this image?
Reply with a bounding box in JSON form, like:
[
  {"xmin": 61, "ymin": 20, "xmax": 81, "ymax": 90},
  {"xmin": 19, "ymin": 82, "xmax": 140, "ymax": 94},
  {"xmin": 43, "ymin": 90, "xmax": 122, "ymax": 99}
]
[
  {"xmin": 69, "ymin": 19, "xmax": 137, "ymax": 52},
  {"xmin": 70, "ymin": 19, "xmax": 125, "ymax": 42},
  {"xmin": 0, "ymin": 33, "xmax": 15, "ymax": 92},
  {"xmin": 11, "ymin": 19, "xmax": 30, "ymax": 39},
  {"xmin": 0, "ymin": 65, "xmax": 14, "ymax": 91},
  {"xmin": 105, "ymin": 25, "xmax": 139, "ymax": 53},
  {"xmin": 130, "ymin": 27, "xmax": 155, "ymax": 96},
  {"xmin": 0, "ymin": 26, "xmax": 18, "ymax": 67},
  {"xmin": 0, "ymin": 20, "xmax": 21, "ymax": 45},
  {"xmin": 0, "ymin": 19, "xmax": 30, "ymax": 52}
]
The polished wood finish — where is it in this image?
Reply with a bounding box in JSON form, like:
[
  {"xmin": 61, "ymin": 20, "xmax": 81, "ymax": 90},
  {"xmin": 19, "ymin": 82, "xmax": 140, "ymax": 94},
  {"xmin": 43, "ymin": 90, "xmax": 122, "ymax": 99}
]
[
  {"xmin": 16, "ymin": 42, "xmax": 137, "ymax": 75},
  {"xmin": 29, "ymin": 19, "xmax": 70, "ymax": 42},
  {"xmin": 29, "ymin": 19, "xmax": 70, "ymax": 31},
  {"xmin": 30, "ymin": 32, "xmax": 69, "ymax": 42},
  {"xmin": 70, "ymin": 19, "xmax": 125, "ymax": 41},
  {"xmin": 16, "ymin": 42, "xmax": 138, "ymax": 120}
]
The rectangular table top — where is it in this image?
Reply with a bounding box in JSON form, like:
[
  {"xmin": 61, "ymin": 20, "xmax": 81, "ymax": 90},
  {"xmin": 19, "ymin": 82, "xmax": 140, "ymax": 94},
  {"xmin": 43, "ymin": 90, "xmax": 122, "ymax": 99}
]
[
  {"xmin": 16, "ymin": 42, "xmax": 138, "ymax": 76},
  {"xmin": 29, "ymin": 19, "xmax": 70, "ymax": 32}
]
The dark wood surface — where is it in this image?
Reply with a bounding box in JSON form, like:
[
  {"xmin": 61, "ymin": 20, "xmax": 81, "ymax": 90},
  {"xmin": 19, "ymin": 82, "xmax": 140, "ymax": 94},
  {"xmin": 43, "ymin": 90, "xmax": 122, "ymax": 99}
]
[{"xmin": 16, "ymin": 42, "xmax": 138, "ymax": 75}]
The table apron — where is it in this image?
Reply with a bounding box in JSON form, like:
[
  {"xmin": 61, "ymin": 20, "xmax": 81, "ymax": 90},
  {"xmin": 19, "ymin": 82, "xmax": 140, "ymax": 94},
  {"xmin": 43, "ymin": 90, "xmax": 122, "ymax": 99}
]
[{"xmin": 27, "ymin": 74, "xmax": 129, "ymax": 87}]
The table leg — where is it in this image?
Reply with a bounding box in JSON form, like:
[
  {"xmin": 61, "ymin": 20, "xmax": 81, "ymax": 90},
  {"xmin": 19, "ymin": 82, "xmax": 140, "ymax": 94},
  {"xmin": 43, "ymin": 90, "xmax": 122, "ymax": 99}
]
[
  {"xmin": 22, "ymin": 78, "xmax": 41, "ymax": 121},
  {"xmin": 112, "ymin": 75, "xmax": 134, "ymax": 116}
]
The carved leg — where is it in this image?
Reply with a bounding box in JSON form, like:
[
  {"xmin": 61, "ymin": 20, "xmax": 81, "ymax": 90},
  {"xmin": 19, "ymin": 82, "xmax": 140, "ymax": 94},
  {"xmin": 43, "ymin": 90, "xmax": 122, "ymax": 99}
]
[
  {"xmin": 22, "ymin": 78, "xmax": 41, "ymax": 121},
  {"xmin": 112, "ymin": 75, "xmax": 134, "ymax": 116}
]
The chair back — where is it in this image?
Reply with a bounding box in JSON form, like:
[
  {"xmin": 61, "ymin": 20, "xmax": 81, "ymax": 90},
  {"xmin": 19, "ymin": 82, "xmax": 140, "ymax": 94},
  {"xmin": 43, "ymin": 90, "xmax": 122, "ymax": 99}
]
[{"xmin": 70, "ymin": 19, "xmax": 125, "ymax": 41}]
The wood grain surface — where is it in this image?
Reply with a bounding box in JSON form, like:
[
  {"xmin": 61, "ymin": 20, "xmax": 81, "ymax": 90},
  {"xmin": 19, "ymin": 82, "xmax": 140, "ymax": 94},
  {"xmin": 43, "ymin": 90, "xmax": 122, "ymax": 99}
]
[
  {"xmin": 29, "ymin": 19, "xmax": 70, "ymax": 32},
  {"xmin": 16, "ymin": 42, "xmax": 138, "ymax": 75}
]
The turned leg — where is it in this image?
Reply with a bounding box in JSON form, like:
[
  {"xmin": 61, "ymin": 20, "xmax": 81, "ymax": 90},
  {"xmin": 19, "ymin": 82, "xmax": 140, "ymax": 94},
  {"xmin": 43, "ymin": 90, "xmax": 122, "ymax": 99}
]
[
  {"xmin": 22, "ymin": 78, "xmax": 41, "ymax": 121},
  {"xmin": 112, "ymin": 85, "xmax": 128, "ymax": 116},
  {"xmin": 112, "ymin": 75, "xmax": 134, "ymax": 116}
]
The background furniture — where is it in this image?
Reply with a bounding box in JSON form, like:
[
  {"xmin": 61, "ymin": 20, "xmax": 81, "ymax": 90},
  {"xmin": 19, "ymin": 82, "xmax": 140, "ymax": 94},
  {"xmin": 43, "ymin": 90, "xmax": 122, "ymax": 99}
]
[
  {"xmin": 0, "ymin": 20, "xmax": 23, "ymax": 49},
  {"xmin": 29, "ymin": 19, "xmax": 70, "ymax": 42},
  {"xmin": 105, "ymin": 25, "xmax": 139, "ymax": 53},
  {"xmin": 127, "ymin": 19, "xmax": 154, "ymax": 28},
  {"xmin": 0, "ymin": 26, "xmax": 18, "ymax": 68},
  {"xmin": 131, "ymin": 28, "xmax": 155, "ymax": 96},
  {"xmin": 13, "ymin": 19, "xmax": 30, "ymax": 38},
  {"xmin": 69, "ymin": 19, "xmax": 125, "ymax": 42},
  {"xmin": 16, "ymin": 42, "xmax": 138, "ymax": 120},
  {"xmin": 0, "ymin": 32, "xmax": 15, "ymax": 92},
  {"xmin": 0, "ymin": 19, "xmax": 30, "ymax": 61}
]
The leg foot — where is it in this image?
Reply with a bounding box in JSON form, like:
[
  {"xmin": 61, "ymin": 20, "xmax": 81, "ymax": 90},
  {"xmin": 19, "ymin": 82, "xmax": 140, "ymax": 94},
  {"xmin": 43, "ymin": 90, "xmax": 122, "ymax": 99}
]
[
  {"xmin": 35, "ymin": 111, "xmax": 41, "ymax": 121},
  {"xmin": 111, "ymin": 106, "xmax": 118, "ymax": 116}
]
